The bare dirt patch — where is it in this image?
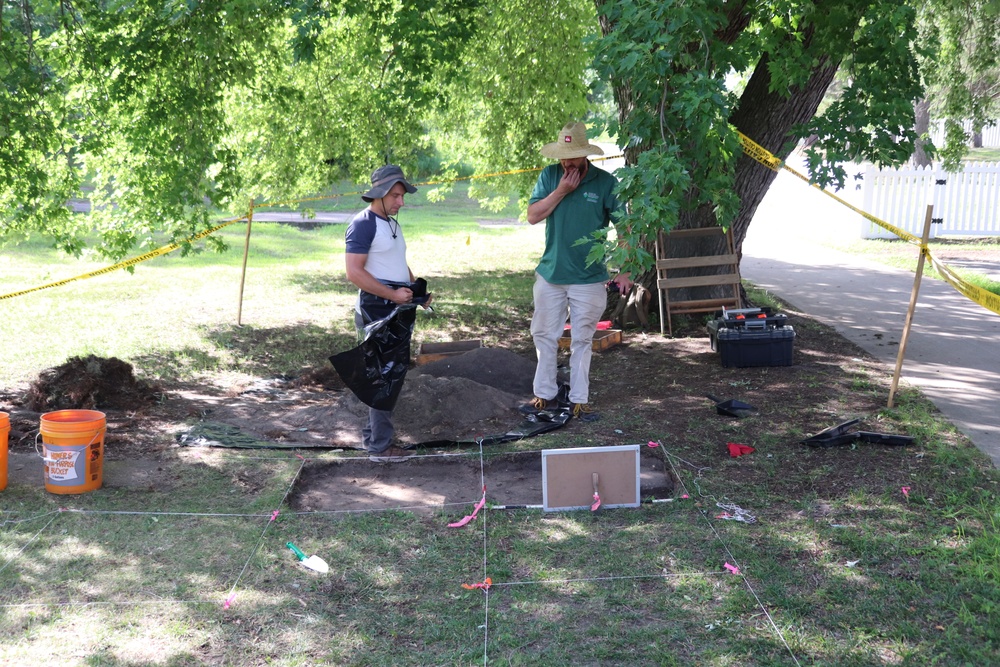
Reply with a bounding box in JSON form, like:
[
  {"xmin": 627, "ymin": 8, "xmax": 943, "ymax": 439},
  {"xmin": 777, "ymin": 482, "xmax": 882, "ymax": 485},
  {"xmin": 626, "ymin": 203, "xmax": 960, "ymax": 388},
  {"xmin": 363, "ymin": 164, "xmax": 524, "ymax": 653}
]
[
  {"xmin": 0, "ymin": 296, "xmax": 943, "ymax": 507},
  {"xmin": 169, "ymin": 348, "xmax": 535, "ymax": 449},
  {"xmin": 289, "ymin": 449, "xmax": 673, "ymax": 512}
]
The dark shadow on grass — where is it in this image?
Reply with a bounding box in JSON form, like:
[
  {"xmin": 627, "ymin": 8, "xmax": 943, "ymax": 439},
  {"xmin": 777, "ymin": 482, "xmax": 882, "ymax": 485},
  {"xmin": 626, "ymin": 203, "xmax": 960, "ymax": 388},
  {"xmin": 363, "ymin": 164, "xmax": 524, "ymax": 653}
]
[
  {"xmin": 131, "ymin": 322, "xmax": 355, "ymax": 379},
  {"xmin": 287, "ymin": 270, "xmax": 358, "ymax": 295}
]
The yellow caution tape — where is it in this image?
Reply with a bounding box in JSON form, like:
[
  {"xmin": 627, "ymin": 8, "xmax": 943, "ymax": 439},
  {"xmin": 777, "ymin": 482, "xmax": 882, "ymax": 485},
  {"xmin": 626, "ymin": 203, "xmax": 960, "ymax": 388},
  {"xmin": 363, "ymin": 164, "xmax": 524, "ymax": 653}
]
[
  {"xmin": 737, "ymin": 130, "xmax": 921, "ymax": 243},
  {"xmin": 4, "ymin": 138, "xmax": 995, "ymax": 315},
  {"xmin": 924, "ymin": 249, "xmax": 1000, "ymax": 317},
  {"xmin": 737, "ymin": 132, "xmax": 783, "ymax": 171},
  {"xmin": 0, "ymin": 217, "xmax": 243, "ymax": 301},
  {"xmin": 0, "ymin": 161, "xmax": 566, "ymax": 302},
  {"xmin": 737, "ymin": 130, "xmax": 1000, "ymax": 314}
]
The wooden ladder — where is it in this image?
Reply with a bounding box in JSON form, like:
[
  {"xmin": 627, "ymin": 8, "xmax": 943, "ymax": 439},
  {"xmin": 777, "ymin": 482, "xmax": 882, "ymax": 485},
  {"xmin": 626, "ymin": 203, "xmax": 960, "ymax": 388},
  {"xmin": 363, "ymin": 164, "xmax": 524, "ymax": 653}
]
[{"xmin": 655, "ymin": 226, "xmax": 742, "ymax": 336}]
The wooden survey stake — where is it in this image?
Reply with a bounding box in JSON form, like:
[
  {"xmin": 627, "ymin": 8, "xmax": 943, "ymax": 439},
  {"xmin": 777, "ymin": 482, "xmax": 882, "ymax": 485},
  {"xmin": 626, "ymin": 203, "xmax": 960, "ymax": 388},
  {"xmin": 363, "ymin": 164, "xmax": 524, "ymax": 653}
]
[
  {"xmin": 541, "ymin": 445, "xmax": 640, "ymax": 511},
  {"xmin": 888, "ymin": 205, "xmax": 933, "ymax": 408}
]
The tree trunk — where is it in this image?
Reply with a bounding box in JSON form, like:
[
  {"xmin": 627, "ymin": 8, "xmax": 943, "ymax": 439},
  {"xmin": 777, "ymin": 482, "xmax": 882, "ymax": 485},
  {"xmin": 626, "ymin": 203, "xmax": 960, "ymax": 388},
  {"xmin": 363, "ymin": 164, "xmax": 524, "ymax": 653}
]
[
  {"xmin": 625, "ymin": 52, "xmax": 840, "ymax": 324},
  {"xmin": 724, "ymin": 52, "xmax": 841, "ymax": 255},
  {"xmin": 598, "ymin": 6, "xmax": 848, "ymax": 328},
  {"xmin": 913, "ymin": 98, "xmax": 932, "ymax": 167}
]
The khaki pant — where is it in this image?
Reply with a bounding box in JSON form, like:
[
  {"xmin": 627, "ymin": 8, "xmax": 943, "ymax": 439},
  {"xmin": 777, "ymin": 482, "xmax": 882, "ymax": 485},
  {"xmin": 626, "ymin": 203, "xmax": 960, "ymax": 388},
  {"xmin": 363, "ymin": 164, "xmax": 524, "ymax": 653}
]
[{"xmin": 530, "ymin": 274, "xmax": 607, "ymax": 405}]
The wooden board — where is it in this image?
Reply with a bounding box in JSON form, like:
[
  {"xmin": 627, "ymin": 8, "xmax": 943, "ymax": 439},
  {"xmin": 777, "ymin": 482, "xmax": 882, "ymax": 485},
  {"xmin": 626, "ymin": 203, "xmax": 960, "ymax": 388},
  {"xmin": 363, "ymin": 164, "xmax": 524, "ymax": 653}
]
[
  {"xmin": 542, "ymin": 445, "xmax": 640, "ymax": 511},
  {"xmin": 558, "ymin": 328, "xmax": 622, "ymax": 352},
  {"xmin": 414, "ymin": 340, "xmax": 483, "ymax": 365}
]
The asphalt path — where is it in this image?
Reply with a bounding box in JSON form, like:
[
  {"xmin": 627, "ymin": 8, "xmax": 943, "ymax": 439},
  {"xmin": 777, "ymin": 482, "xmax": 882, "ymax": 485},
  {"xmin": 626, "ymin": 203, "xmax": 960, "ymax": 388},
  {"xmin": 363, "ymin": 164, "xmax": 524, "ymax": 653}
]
[
  {"xmin": 249, "ymin": 211, "xmax": 352, "ymax": 224},
  {"xmin": 742, "ymin": 160, "xmax": 1000, "ymax": 467}
]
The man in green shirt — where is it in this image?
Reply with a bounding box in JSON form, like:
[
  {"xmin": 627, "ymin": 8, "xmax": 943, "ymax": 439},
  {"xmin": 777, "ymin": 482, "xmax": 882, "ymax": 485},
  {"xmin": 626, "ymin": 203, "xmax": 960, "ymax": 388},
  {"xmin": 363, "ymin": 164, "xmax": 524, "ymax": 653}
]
[{"xmin": 526, "ymin": 122, "xmax": 632, "ymax": 419}]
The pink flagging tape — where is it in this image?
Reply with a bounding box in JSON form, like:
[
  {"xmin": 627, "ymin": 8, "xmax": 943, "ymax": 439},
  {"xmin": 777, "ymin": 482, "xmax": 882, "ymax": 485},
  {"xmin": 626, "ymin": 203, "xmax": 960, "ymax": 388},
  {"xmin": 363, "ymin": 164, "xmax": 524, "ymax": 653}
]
[
  {"xmin": 223, "ymin": 593, "xmax": 236, "ymax": 609},
  {"xmin": 270, "ymin": 510, "xmax": 280, "ymax": 522},
  {"xmin": 724, "ymin": 562, "xmax": 741, "ymax": 576},
  {"xmin": 461, "ymin": 577, "xmax": 492, "ymax": 591},
  {"xmin": 647, "ymin": 441, "xmax": 660, "ymax": 448},
  {"xmin": 448, "ymin": 489, "xmax": 487, "ymax": 528},
  {"xmin": 591, "ymin": 493, "xmax": 601, "ymax": 512},
  {"xmin": 901, "ymin": 486, "xmax": 911, "ymax": 499}
]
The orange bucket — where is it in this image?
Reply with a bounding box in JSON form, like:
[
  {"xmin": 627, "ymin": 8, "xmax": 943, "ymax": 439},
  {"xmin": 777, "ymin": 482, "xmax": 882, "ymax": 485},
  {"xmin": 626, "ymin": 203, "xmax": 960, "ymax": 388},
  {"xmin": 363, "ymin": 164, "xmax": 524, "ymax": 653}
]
[
  {"xmin": 38, "ymin": 410, "xmax": 105, "ymax": 495},
  {"xmin": 0, "ymin": 412, "xmax": 9, "ymax": 492}
]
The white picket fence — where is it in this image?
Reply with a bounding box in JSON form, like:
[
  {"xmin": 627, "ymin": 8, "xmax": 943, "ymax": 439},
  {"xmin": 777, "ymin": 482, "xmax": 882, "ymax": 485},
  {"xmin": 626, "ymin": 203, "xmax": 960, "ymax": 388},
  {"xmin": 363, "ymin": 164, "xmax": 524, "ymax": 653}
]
[
  {"xmin": 860, "ymin": 162, "xmax": 1000, "ymax": 239},
  {"xmin": 929, "ymin": 120, "xmax": 1000, "ymax": 148}
]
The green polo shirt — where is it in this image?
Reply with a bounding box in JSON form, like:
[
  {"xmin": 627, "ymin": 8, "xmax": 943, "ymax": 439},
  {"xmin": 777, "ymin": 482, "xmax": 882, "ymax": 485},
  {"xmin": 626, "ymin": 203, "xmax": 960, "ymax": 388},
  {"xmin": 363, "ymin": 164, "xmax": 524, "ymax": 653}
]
[{"xmin": 529, "ymin": 163, "xmax": 622, "ymax": 285}]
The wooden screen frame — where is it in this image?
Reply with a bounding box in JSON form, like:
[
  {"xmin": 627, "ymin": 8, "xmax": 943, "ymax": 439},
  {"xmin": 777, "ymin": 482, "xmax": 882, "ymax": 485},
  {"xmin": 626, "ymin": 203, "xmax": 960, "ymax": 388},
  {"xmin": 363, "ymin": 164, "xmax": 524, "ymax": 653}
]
[{"xmin": 541, "ymin": 445, "xmax": 641, "ymax": 511}]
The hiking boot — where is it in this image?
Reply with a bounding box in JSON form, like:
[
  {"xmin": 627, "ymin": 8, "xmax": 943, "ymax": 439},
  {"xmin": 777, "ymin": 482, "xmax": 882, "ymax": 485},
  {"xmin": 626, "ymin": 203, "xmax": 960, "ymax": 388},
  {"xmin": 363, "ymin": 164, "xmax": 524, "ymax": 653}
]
[
  {"xmin": 369, "ymin": 445, "xmax": 414, "ymax": 463},
  {"xmin": 571, "ymin": 403, "xmax": 600, "ymax": 422},
  {"xmin": 519, "ymin": 396, "xmax": 556, "ymax": 414}
]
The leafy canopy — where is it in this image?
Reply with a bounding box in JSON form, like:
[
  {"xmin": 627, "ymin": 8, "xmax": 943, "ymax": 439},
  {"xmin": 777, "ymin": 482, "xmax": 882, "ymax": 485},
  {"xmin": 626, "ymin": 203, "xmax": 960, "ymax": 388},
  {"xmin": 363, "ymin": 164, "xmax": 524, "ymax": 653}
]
[{"xmin": 2, "ymin": 0, "xmax": 997, "ymax": 271}]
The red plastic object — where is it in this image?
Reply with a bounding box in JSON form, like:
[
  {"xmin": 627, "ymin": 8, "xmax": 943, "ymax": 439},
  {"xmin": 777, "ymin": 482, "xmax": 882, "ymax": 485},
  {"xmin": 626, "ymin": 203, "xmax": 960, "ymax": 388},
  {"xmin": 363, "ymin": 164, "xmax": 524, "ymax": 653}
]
[
  {"xmin": 566, "ymin": 320, "xmax": 613, "ymax": 330},
  {"xmin": 727, "ymin": 443, "xmax": 755, "ymax": 457}
]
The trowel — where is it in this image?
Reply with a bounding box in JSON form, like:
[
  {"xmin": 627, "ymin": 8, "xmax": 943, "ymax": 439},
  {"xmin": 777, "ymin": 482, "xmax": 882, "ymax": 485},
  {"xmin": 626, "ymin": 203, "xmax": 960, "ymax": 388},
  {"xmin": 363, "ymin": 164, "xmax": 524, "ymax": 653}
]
[{"xmin": 286, "ymin": 542, "xmax": 329, "ymax": 574}]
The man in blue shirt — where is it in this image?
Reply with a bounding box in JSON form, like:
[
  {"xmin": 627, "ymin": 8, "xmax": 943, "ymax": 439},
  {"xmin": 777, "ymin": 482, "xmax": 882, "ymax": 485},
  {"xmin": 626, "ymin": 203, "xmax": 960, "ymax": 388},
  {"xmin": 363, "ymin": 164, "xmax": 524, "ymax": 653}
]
[
  {"xmin": 344, "ymin": 165, "xmax": 430, "ymax": 461},
  {"xmin": 527, "ymin": 122, "xmax": 632, "ymax": 419}
]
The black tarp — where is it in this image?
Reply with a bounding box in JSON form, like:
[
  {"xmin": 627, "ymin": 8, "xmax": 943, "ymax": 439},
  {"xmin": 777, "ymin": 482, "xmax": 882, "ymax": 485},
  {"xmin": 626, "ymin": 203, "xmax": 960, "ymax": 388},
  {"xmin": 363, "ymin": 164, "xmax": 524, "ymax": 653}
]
[{"xmin": 330, "ymin": 289, "xmax": 418, "ymax": 411}]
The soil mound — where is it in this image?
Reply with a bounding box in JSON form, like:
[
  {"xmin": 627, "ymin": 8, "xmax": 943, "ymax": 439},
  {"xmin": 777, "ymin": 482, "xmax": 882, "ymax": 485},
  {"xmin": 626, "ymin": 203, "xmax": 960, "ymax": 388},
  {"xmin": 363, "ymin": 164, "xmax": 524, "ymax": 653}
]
[
  {"xmin": 25, "ymin": 355, "xmax": 160, "ymax": 412},
  {"xmin": 188, "ymin": 371, "xmax": 527, "ymax": 448},
  {"xmin": 412, "ymin": 347, "xmax": 535, "ymax": 396}
]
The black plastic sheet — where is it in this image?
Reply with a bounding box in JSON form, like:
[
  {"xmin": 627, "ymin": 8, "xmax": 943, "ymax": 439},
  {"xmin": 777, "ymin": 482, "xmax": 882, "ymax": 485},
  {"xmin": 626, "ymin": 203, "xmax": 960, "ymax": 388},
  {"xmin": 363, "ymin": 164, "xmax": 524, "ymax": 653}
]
[{"xmin": 330, "ymin": 291, "xmax": 417, "ymax": 411}]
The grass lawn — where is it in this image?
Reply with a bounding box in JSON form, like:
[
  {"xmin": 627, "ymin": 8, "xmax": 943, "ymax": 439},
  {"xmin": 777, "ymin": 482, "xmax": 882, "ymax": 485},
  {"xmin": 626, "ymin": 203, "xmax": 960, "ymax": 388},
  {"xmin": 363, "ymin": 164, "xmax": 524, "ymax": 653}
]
[
  {"xmin": 1, "ymin": 192, "xmax": 999, "ymax": 665},
  {"xmin": 964, "ymin": 146, "xmax": 1000, "ymax": 163}
]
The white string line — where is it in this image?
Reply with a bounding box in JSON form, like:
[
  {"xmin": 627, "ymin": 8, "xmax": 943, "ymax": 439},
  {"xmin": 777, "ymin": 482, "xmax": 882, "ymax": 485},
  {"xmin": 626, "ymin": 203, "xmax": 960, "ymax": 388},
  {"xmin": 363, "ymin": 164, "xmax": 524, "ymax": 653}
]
[
  {"xmin": 483, "ymin": 588, "xmax": 491, "ymax": 667},
  {"xmin": 185, "ymin": 442, "xmax": 641, "ymax": 464},
  {"xmin": 669, "ymin": 456, "xmax": 802, "ymax": 667},
  {"xmin": 661, "ymin": 446, "xmax": 714, "ymax": 500},
  {"xmin": 286, "ymin": 502, "xmax": 473, "ymax": 516},
  {"xmin": 183, "ymin": 451, "xmax": 313, "ymax": 461},
  {"xmin": 223, "ymin": 457, "xmax": 308, "ymax": 604},
  {"xmin": 0, "ymin": 509, "xmax": 62, "ymax": 527},
  {"xmin": 489, "ymin": 571, "xmax": 724, "ymax": 587},
  {"xmin": 694, "ymin": 506, "xmax": 801, "ymax": 666},
  {"xmin": 478, "ymin": 439, "xmax": 489, "ymax": 667},
  {"xmin": 4, "ymin": 442, "xmax": 790, "ymax": 661},
  {"xmin": 59, "ymin": 509, "xmax": 292, "ymax": 518},
  {"xmin": 1, "ymin": 501, "xmax": 480, "ymax": 525},
  {"xmin": 479, "ymin": 440, "xmax": 488, "ymax": 579},
  {"xmin": 0, "ymin": 513, "xmax": 59, "ymax": 577},
  {"xmin": 0, "ymin": 599, "xmax": 208, "ymax": 609},
  {"xmin": 181, "ymin": 447, "xmax": 472, "ymax": 463}
]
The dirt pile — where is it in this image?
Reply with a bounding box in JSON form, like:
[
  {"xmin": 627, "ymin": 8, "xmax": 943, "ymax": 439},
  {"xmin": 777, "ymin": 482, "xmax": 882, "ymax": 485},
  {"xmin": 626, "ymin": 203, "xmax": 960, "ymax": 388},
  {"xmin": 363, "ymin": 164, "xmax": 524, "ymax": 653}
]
[
  {"xmin": 411, "ymin": 346, "xmax": 536, "ymax": 395},
  {"xmin": 181, "ymin": 349, "xmax": 537, "ymax": 448},
  {"xmin": 188, "ymin": 366, "xmax": 525, "ymax": 448},
  {"xmin": 24, "ymin": 355, "xmax": 161, "ymax": 412}
]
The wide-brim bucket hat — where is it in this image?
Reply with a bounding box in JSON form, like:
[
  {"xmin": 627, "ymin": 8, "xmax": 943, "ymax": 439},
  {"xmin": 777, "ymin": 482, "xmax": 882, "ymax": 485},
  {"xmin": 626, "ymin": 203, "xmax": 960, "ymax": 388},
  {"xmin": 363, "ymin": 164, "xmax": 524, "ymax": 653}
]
[
  {"xmin": 539, "ymin": 122, "xmax": 605, "ymax": 160},
  {"xmin": 362, "ymin": 164, "xmax": 417, "ymax": 202}
]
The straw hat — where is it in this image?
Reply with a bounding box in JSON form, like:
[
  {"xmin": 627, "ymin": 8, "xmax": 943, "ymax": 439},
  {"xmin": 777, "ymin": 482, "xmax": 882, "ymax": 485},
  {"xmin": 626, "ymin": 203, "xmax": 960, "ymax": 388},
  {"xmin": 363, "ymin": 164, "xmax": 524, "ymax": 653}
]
[
  {"xmin": 539, "ymin": 122, "xmax": 605, "ymax": 160},
  {"xmin": 362, "ymin": 164, "xmax": 417, "ymax": 202}
]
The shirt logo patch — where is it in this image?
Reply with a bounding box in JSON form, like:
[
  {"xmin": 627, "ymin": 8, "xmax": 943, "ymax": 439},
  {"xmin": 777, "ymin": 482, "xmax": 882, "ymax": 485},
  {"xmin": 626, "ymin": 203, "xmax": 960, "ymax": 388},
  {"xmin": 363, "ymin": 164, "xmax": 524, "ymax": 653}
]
[{"xmin": 583, "ymin": 191, "xmax": 600, "ymax": 203}]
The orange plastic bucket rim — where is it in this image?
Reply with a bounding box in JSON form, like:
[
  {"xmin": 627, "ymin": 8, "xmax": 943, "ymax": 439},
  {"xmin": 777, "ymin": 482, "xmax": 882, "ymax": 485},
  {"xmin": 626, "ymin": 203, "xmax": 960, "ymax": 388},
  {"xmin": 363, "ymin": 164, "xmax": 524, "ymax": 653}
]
[{"xmin": 40, "ymin": 410, "xmax": 106, "ymax": 432}]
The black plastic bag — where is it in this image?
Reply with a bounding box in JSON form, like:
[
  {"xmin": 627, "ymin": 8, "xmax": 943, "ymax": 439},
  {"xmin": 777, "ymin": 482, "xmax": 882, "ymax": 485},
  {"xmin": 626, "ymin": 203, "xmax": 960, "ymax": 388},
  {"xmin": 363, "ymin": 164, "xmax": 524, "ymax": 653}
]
[{"xmin": 330, "ymin": 291, "xmax": 418, "ymax": 411}]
